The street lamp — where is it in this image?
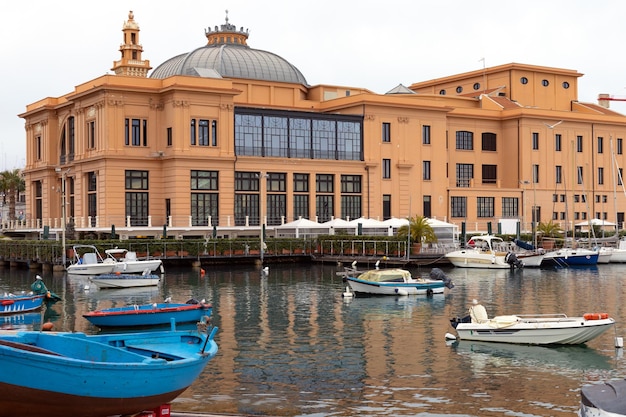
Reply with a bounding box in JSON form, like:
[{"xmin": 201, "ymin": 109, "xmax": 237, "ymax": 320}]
[{"xmin": 55, "ymin": 167, "xmax": 70, "ymax": 266}]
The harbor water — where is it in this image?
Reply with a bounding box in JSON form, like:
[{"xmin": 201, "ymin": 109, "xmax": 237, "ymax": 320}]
[{"xmin": 2, "ymin": 262, "xmax": 626, "ymax": 416}]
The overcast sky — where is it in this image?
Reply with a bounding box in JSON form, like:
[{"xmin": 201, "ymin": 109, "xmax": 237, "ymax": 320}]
[{"xmin": 3, "ymin": 0, "xmax": 626, "ymax": 170}]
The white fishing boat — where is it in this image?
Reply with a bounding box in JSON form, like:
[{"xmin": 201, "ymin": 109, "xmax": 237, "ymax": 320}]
[
  {"xmin": 444, "ymin": 235, "xmax": 525, "ymax": 269},
  {"xmin": 66, "ymin": 245, "xmax": 116, "ymax": 275},
  {"xmin": 580, "ymin": 379, "xmax": 626, "ymax": 417},
  {"xmin": 89, "ymin": 269, "xmax": 161, "ymax": 289},
  {"xmin": 104, "ymin": 248, "xmax": 164, "ymax": 274},
  {"xmin": 449, "ymin": 301, "xmax": 614, "ymax": 345},
  {"xmin": 343, "ymin": 267, "xmax": 454, "ymax": 297}
]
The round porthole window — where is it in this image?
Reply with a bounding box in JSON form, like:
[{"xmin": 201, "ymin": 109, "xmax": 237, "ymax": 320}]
[
  {"xmin": 520, "ymin": 77, "xmax": 528, "ymax": 85},
  {"xmin": 562, "ymin": 81, "xmax": 570, "ymax": 89},
  {"xmin": 473, "ymin": 82, "xmax": 481, "ymax": 90},
  {"xmin": 439, "ymin": 89, "xmax": 446, "ymax": 95},
  {"xmin": 542, "ymin": 79, "xmax": 550, "ymax": 87},
  {"xmin": 456, "ymin": 86, "xmax": 463, "ymax": 93}
]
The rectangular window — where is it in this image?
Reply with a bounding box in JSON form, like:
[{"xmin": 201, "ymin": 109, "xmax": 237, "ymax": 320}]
[
  {"xmin": 456, "ymin": 131, "xmax": 473, "ymax": 150},
  {"xmin": 555, "ymin": 134, "xmax": 562, "ymax": 151},
  {"xmin": 341, "ymin": 175, "xmax": 361, "ymax": 193},
  {"xmin": 423, "ymin": 161, "xmax": 431, "ymax": 180},
  {"xmin": 423, "ymin": 195, "xmax": 431, "ymax": 218},
  {"xmin": 482, "ymin": 164, "xmax": 497, "ymax": 184},
  {"xmin": 35, "ymin": 136, "xmax": 42, "ymax": 160},
  {"xmin": 316, "ymin": 174, "xmax": 334, "ymax": 222},
  {"xmin": 456, "ymin": 163, "xmax": 473, "ymax": 187},
  {"xmin": 267, "ymin": 193, "xmax": 286, "ymax": 226},
  {"xmin": 191, "ymin": 170, "xmax": 218, "ymax": 190},
  {"xmin": 316, "ymin": 174, "xmax": 334, "ymax": 193},
  {"xmin": 477, "ymin": 197, "xmax": 495, "ymax": 218},
  {"xmin": 619, "ymin": 138, "xmax": 623, "ymax": 155},
  {"xmin": 293, "ymin": 173, "xmax": 309, "ymax": 193},
  {"xmin": 293, "ymin": 173, "xmax": 310, "ymax": 219},
  {"xmin": 234, "ymin": 172, "xmax": 260, "ymax": 226},
  {"xmin": 481, "ymin": 132, "xmax": 496, "ymax": 151},
  {"xmin": 124, "ymin": 166, "xmax": 149, "ymax": 228},
  {"xmin": 598, "ymin": 136, "xmax": 604, "ymax": 153},
  {"xmin": 619, "ymin": 168, "xmax": 624, "ymax": 186},
  {"xmin": 341, "ymin": 175, "xmax": 361, "ymax": 220},
  {"xmin": 532, "ymin": 164, "xmax": 539, "ymax": 184},
  {"xmin": 167, "ymin": 127, "xmax": 172, "ymax": 146},
  {"xmin": 125, "ymin": 118, "xmax": 147, "ymax": 147},
  {"xmin": 422, "ymin": 125, "xmax": 431, "ymax": 145},
  {"xmin": 191, "ymin": 193, "xmax": 219, "ymax": 226},
  {"xmin": 382, "ymin": 122, "xmax": 391, "ymax": 142},
  {"xmin": 87, "ymin": 121, "xmax": 96, "ymax": 149},
  {"xmin": 125, "ymin": 170, "xmax": 148, "ymax": 190},
  {"xmin": 556, "ymin": 165, "xmax": 562, "ymax": 184},
  {"xmin": 190, "ymin": 119, "xmax": 196, "ymax": 145},
  {"xmin": 198, "ymin": 119, "xmax": 210, "ymax": 146},
  {"xmin": 451, "ymin": 196, "xmax": 467, "ymax": 218},
  {"xmin": 212, "ymin": 120, "xmax": 218, "ymax": 146},
  {"xmin": 577, "ymin": 166, "xmax": 583, "ymax": 184},
  {"xmin": 383, "ymin": 195, "xmax": 391, "ymax": 220},
  {"xmin": 382, "ymin": 159, "xmax": 391, "ymax": 179},
  {"xmin": 87, "ymin": 172, "xmax": 97, "ymax": 226},
  {"xmin": 577, "ymin": 135, "xmax": 583, "ymax": 152},
  {"xmin": 598, "ymin": 167, "xmax": 604, "ymax": 185},
  {"xmin": 532, "ymin": 132, "xmax": 539, "ymax": 150},
  {"xmin": 502, "ymin": 197, "xmax": 519, "ymax": 217}
]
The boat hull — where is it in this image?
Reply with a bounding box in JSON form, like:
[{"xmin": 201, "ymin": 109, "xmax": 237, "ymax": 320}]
[
  {"xmin": 346, "ymin": 277, "xmax": 445, "ymax": 296},
  {"xmin": 0, "ymin": 294, "xmax": 45, "ymax": 315},
  {"xmin": 580, "ymin": 379, "xmax": 626, "ymax": 417},
  {"xmin": 445, "ymin": 251, "xmax": 511, "ymax": 269},
  {"xmin": 452, "ymin": 317, "xmax": 614, "ymax": 345},
  {"xmin": 66, "ymin": 263, "xmax": 116, "ymax": 275},
  {"xmin": 84, "ymin": 303, "xmax": 211, "ymax": 327},
  {"xmin": 112, "ymin": 259, "xmax": 163, "ymax": 274},
  {"xmin": 0, "ymin": 329, "xmax": 218, "ymax": 417},
  {"xmin": 541, "ymin": 250, "xmax": 599, "ymax": 267}
]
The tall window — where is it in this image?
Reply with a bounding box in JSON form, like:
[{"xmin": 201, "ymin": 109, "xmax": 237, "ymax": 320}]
[
  {"xmin": 125, "ymin": 118, "xmax": 147, "ymax": 147},
  {"xmin": 456, "ymin": 131, "xmax": 473, "ymax": 150},
  {"xmin": 477, "ymin": 197, "xmax": 495, "ymax": 218},
  {"xmin": 502, "ymin": 197, "xmax": 519, "ymax": 217},
  {"xmin": 423, "ymin": 195, "xmax": 431, "ymax": 218},
  {"xmin": 456, "ymin": 164, "xmax": 473, "ymax": 187},
  {"xmin": 190, "ymin": 119, "xmax": 217, "ymax": 147},
  {"xmin": 87, "ymin": 172, "xmax": 97, "ymax": 227},
  {"xmin": 577, "ymin": 166, "xmax": 584, "ymax": 184},
  {"xmin": 598, "ymin": 167, "xmax": 604, "ymax": 185},
  {"xmin": 532, "ymin": 132, "xmax": 539, "ymax": 150},
  {"xmin": 34, "ymin": 181, "xmax": 43, "ymax": 221},
  {"xmin": 266, "ymin": 173, "xmax": 286, "ymax": 225},
  {"xmin": 382, "ymin": 159, "xmax": 391, "ymax": 179},
  {"xmin": 619, "ymin": 138, "xmax": 623, "ymax": 155},
  {"xmin": 293, "ymin": 173, "xmax": 309, "ymax": 220},
  {"xmin": 234, "ymin": 172, "xmax": 260, "ymax": 226},
  {"xmin": 35, "ymin": 136, "xmax": 42, "ymax": 161},
  {"xmin": 167, "ymin": 127, "xmax": 172, "ymax": 146},
  {"xmin": 341, "ymin": 175, "xmax": 361, "ymax": 219},
  {"xmin": 87, "ymin": 120, "xmax": 96, "ymax": 149},
  {"xmin": 383, "ymin": 195, "xmax": 391, "ymax": 220},
  {"xmin": 482, "ymin": 164, "xmax": 497, "ymax": 184},
  {"xmin": 191, "ymin": 170, "xmax": 219, "ymax": 226},
  {"xmin": 598, "ymin": 136, "xmax": 604, "ymax": 153},
  {"xmin": 423, "ymin": 161, "xmax": 431, "ymax": 180},
  {"xmin": 316, "ymin": 174, "xmax": 334, "ymax": 223},
  {"xmin": 382, "ymin": 122, "xmax": 391, "ymax": 143},
  {"xmin": 532, "ymin": 164, "xmax": 539, "ymax": 184},
  {"xmin": 451, "ymin": 196, "xmax": 467, "ymax": 218},
  {"xmin": 577, "ymin": 135, "xmax": 583, "ymax": 152},
  {"xmin": 422, "ymin": 125, "xmax": 431, "ymax": 145},
  {"xmin": 555, "ymin": 134, "xmax": 562, "ymax": 151},
  {"xmin": 125, "ymin": 170, "xmax": 149, "ymax": 226},
  {"xmin": 481, "ymin": 132, "xmax": 496, "ymax": 151},
  {"xmin": 556, "ymin": 165, "xmax": 562, "ymax": 184},
  {"xmin": 619, "ymin": 168, "xmax": 624, "ymax": 186}
]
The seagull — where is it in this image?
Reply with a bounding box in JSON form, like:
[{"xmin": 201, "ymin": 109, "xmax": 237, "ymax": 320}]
[
  {"xmin": 544, "ymin": 120, "xmax": 563, "ymax": 129},
  {"xmin": 164, "ymin": 296, "xmax": 172, "ymax": 303}
]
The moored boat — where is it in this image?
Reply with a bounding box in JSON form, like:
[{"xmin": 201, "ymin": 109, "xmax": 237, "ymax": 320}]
[
  {"xmin": 449, "ymin": 301, "xmax": 614, "ymax": 345},
  {"xmin": 66, "ymin": 245, "xmax": 116, "ymax": 275},
  {"xmin": 344, "ymin": 267, "xmax": 454, "ymax": 296},
  {"xmin": 580, "ymin": 379, "xmax": 626, "ymax": 417},
  {"xmin": 541, "ymin": 247, "xmax": 599, "ymax": 267},
  {"xmin": 89, "ymin": 270, "xmax": 161, "ymax": 289},
  {"xmin": 0, "ymin": 323, "xmax": 218, "ymax": 417},
  {"xmin": 84, "ymin": 299, "xmax": 212, "ymax": 328},
  {"xmin": 444, "ymin": 235, "xmax": 524, "ymax": 269},
  {"xmin": 104, "ymin": 248, "xmax": 164, "ymax": 274},
  {"xmin": 0, "ymin": 276, "xmax": 60, "ymax": 315}
]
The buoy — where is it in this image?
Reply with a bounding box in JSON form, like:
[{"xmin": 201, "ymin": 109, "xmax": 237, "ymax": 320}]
[
  {"xmin": 262, "ymin": 266, "xmax": 269, "ymax": 275},
  {"xmin": 342, "ymin": 286, "xmax": 353, "ymax": 298},
  {"xmin": 583, "ymin": 312, "xmax": 609, "ymax": 320},
  {"xmin": 42, "ymin": 322, "xmax": 54, "ymax": 331},
  {"xmin": 200, "ymin": 268, "xmax": 205, "ymax": 276},
  {"xmin": 445, "ymin": 333, "xmax": 457, "ymax": 340}
]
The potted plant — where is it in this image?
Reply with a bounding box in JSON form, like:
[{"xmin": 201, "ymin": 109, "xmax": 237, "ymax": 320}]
[
  {"xmin": 398, "ymin": 215, "xmax": 437, "ymax": 254},
  {"xmin": 537, "ymin": 220, "xmax": 563, "ymax": 250}
]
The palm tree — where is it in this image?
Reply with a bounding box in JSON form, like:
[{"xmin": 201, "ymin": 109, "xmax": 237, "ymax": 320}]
[
  {"xmin": 0, "ymin": 169, "xmax": 25, "ymax": 221},
  {"xmin": 537, "ymin": 220, "xmax": 563, "ymax": 238},
  {"xmin": 398, "ymin": 215, "xmax": 437, "ymax": 251}
]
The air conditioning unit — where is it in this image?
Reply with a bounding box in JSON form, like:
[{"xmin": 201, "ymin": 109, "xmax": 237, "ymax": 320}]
[
  {"xmin": 176, "ymin": 235, "xmax": 184, "ymax": 240},
  {"xmin": 120, "ymin": 234, "xmax": 129, "ymax": 241},
  {"xmin": 154, "ymin": 234, "xmax": 161, "ymax": 240}
]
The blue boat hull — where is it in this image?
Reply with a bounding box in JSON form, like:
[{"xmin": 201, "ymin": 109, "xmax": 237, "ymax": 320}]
[
  {"xmin": 541, "ymin": 253, "xmax": 599, "ymax": 266},
  {"xmin": 0, "ymin": 328, "xmax": 218, "ymax": 417},
  {"xmin": 0, "ymin": 294, "xmax": 45, "ymax": 315},
  {"xmin": 84, "ymin": 303, "xmax": 212, "ymax": 327}
]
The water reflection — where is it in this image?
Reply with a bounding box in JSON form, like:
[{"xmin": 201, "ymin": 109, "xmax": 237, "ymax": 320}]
[{"xmin": 0, "ymin": 263, "xmax": 625, "ymax": 416}]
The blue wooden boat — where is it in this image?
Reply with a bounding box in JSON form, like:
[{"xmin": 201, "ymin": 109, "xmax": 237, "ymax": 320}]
[
  {"xmin": 0, "ymin": 276, "xmax": 60, "ymax": 315},
  {"xmin": 0, "ymin": 323, "xmax": 218, "ymax": 417},
  {"xmin": 83, "ymin": 300, "xmax": 212, "ymax": 328}
]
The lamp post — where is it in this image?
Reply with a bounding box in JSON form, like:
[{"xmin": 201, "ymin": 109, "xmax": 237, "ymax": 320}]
[
  {"xmin": 56, "ymin": 168, "xmax": 69, "ymax": 266},
  {"xmin": 259, "ymin": 172, "xmax": 268, "ymax": 265}
]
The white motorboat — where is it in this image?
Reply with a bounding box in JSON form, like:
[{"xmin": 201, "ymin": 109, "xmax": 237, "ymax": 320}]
[
  {"xmin": 66, "ymin": 245, "xmax": 116, "ymax": 275},
  {"xmin": 343, "ymin": 267, "xmax": 454, "ymax": 297},
  {"xmin": 580, "ymin": 379, "xmax": 626, "ymax": 417},
  {"xmin": 607, "ymin": 239, "xmax": 626, "ymax": 263},
  {"xmin": 89, "ymin": 270, "xmax": 161, "ymax": 289},
  {"xmin": 449, "ymin": 301, "xmax": 614, "ymax": 345},
  {"xmin": 444, "ymin": 235, "xmax": 524, "ymax": 269},
  {"xmin": 105, "ymin": 248, "xmax": 164, "ymax": 274}
]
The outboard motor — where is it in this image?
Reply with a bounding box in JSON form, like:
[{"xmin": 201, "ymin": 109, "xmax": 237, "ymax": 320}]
[
  {"xmin": 430, "ymin": 267, "xmax": 455, "ymax": 289},
  {"xmin": 505, "ymin": 252, "xmax": 524, "ymax": 269}
]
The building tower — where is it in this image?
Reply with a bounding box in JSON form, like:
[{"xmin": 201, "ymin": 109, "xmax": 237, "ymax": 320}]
[{"xmin": 111, "ymin": 11, "xmax": 152, "ymax": 77}]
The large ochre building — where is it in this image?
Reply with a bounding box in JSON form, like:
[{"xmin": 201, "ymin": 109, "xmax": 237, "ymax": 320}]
[{"xmin": 18, "ymin": 12, "xmax": 626, "ymax": 239}]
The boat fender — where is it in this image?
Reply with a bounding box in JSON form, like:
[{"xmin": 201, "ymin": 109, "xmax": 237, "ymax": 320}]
[
  {"xmin": 395, "ymin": 288, "xmax": 409, "ymax": 296},
  {"xmin": 1, "ymin": 300, "xmax": 14, "ymax": 306},
  {"xmin": 426, "ymin": 288, "xmax": 433, "ymax": 297},
  {"xmin": 583, "ymin": 313, "xmax": 609, "ymax": 320},
  {"xmin": 342, "ymin": 286, "xmax": 354, "ymax": 298}
]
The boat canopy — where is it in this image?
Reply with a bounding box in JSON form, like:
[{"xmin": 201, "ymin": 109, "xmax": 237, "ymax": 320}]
[{"xmin": 357, "ymin": 269, "xmax": 410, "ymax": 283}]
